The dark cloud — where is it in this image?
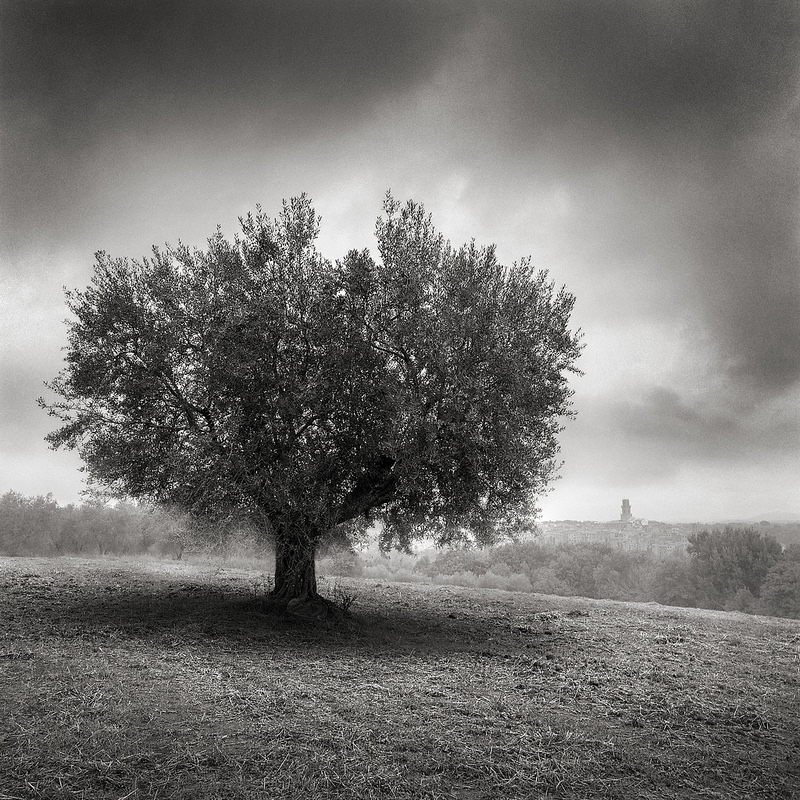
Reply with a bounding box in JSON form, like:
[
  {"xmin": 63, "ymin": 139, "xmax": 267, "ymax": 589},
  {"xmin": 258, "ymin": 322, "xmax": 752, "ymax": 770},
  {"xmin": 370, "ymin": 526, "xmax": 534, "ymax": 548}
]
[
  {"xmin": 493, "ymin": 0, "xmax": 798, "ymax": 151},
  {"xmin": 688, "ymin": 111, "xmax": 800, "ymax": 391},
  {"xmin": 486, "ymin": 0, "xmax": 800, "ymax": 394},
  {"xmin": 619, "ymin": 387, "xmax": 744, "ymax": 463},
  {"xmin": 565, "ymin": 384, "xmax": 800, "ymax": 485},
  {"xmin": 1, "ymin": 0, "xmax": 465, "ymax": 120},
  {"xmin": 0, "ymin": 0, "xmax": 470, "ymax": 251}
]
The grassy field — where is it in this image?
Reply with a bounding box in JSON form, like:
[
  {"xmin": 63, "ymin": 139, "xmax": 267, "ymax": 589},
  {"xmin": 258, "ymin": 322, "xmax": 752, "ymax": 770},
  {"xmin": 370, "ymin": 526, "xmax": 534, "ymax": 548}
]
[{"xmin": 1, "ymin": 556, "xmax": 798, "ymax": 799}]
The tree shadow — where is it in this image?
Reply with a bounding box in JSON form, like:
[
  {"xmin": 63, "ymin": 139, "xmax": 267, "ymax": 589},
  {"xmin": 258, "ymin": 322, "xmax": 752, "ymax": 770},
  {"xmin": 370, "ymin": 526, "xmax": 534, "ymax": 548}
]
[{"xmin": 3, "ymin": 569, "xmax": 570, "ymax": 658}]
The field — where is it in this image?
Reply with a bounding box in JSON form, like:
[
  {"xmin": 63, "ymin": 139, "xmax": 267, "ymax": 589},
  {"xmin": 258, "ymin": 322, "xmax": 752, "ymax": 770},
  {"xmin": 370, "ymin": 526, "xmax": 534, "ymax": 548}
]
[{"xmin": 1, "ymin": 557, "xmax": 798, "ymax": 799}]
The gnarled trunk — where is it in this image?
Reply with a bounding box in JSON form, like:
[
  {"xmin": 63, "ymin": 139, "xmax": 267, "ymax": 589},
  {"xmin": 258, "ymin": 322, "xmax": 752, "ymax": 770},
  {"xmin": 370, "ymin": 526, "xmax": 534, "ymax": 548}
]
[{"xmin": 271, "ymin": 532, "xmax": 319, "ymax": 603}]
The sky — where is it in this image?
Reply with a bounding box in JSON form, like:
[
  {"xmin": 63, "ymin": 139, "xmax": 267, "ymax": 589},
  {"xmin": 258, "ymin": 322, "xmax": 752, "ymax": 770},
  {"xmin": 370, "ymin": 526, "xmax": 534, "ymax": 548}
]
[{"xmin": 1, "ymin": 0, "xmax": 798, "ymax": 523}]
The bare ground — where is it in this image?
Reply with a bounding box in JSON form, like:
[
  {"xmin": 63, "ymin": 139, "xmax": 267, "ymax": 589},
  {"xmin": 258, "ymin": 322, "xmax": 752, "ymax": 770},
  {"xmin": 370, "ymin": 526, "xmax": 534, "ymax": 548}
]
[{"xmin": 1, "ymin": 556, "xmax": 798, "ymax": 799}]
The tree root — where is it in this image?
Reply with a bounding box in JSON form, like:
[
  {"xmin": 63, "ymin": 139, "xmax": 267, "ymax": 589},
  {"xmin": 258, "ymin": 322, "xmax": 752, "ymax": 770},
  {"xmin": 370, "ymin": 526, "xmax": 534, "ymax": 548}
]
[{"xmin": 274, "ymin": 593, "xmax": 347, "ymax": 626}]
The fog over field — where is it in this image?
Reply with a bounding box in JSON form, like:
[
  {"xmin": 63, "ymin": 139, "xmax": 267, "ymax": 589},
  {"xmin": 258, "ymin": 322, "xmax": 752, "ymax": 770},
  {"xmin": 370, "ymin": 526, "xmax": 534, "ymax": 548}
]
[{"xmin": 1, "ymin": 1, "xmax": 798, "ymax": 522}]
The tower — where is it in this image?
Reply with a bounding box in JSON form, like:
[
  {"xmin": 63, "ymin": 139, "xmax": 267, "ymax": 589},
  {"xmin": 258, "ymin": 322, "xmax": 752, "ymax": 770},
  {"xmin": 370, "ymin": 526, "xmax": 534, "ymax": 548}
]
[{"xmin": 620, "ymin": 498, "xmax": 632, "ymax": 523}]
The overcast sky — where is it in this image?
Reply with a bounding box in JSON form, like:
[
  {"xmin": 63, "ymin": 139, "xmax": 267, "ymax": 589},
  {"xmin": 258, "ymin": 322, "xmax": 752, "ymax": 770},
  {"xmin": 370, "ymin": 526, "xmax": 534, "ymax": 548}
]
[{"xmin": 2, "ymin": 0, "xmax": 798, "ymax": 522}]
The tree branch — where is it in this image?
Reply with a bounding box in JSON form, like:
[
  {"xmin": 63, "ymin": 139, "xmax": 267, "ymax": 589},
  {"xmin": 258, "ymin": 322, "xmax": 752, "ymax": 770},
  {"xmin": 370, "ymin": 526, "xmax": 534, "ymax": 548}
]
[{"xmin": 333, "ymin": 454, "xmax": 398, "ymax": 524}]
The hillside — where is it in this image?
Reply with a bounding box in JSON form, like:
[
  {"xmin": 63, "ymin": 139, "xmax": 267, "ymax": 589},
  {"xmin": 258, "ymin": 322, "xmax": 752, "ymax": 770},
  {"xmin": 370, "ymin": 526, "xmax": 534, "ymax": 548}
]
[{"xmin": 1, "ymin": 557, "xmax": 798, "ymax": 799}]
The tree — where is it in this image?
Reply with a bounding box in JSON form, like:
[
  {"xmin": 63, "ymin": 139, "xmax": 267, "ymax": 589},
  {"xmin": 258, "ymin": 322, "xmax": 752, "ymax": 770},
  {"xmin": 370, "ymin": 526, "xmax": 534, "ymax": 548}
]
[
  {"xmin": 759, "ymin": 559, "xmax": 800, "ymax": 619},
  {"xmin": 41, "ymin": 194, "xmax": 582, "ymax": 606},
  {"xmin": 553, "ymin": 543, "xmax": 608, "ymax": 598},
  {"xmin": 650, "ymin": 553, "xmax": 696, "ymax": 608},
  {"xmin": 686, "ymin": 526, "xmax": 783, "ymax": 609},
  {"xmin": 0, "ymin": 491, "xmax": 59, "ymax": 556}
]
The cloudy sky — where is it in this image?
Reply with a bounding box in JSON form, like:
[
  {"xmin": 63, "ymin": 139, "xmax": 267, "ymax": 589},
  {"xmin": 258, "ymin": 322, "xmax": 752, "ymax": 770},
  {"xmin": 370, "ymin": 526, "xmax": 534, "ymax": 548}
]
[{"xmin": 2, "ymin": 0, "xmax": 798, "ymax": 522}]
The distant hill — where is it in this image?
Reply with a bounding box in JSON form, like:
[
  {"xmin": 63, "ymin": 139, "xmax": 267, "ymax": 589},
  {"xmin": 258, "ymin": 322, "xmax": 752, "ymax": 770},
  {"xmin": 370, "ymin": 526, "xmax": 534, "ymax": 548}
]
[{"xmin": 727, "ymin": 512, "xmax": 800, "ymax": 523}]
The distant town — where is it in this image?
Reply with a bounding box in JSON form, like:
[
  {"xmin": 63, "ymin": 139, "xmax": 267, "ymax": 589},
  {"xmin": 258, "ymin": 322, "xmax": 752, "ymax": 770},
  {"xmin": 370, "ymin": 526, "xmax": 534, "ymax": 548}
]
[{"xmin": 538, "ymin": 499, "xmax": 800, "ymax": 554}]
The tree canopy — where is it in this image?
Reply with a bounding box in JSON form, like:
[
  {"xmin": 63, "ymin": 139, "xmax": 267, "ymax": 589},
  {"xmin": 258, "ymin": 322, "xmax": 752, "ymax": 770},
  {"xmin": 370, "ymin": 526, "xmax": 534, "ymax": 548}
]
[
  {"xmin": 41, "ymin": 194, "xmax": 582, "ymax": 604},
  {"xmin": 687, "ymin": 526, "xmax": 784, "ymax": 609}
]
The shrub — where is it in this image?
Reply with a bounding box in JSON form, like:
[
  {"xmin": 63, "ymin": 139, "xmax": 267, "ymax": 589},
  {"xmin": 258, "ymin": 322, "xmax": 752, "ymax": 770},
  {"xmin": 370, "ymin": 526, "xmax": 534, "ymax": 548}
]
[
  {"xmin": 530, "ymin": 566, "xmax": 570, "ymax": 595},
  {"xmin": 503, "ymin": 572, "xmax": 533, "ymax": 592},
  {"xmin": 427, "ymin": 548, "xmax": 492, "ymax": 577},
  {"xmin": 724, "ymin": 587, "xmax": 756, "ymax": 613}
]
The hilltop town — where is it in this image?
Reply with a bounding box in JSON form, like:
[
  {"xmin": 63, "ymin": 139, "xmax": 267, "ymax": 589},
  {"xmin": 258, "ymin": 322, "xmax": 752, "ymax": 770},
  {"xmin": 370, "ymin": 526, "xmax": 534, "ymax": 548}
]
[{"xmin": 537, "ymin": 500, "xmax": 800, "ymax": 555}]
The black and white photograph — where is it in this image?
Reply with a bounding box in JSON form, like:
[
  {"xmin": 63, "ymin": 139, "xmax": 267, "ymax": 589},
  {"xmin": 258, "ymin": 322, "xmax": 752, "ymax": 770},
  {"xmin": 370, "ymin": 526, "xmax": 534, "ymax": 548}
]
[{"xmin": 1, "ymin": 2, "xmax": 798, "ymax": 797}]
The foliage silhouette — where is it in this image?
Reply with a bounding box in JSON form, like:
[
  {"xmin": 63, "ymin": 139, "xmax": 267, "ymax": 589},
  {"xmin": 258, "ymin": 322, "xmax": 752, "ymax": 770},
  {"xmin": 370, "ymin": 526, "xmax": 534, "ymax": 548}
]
[
  {"xmin": 687, "ymin": 526, "xmax": 783, "ymax": 609},
  {"xmin": 41, "ymin": 194, "xmax": 582, "ymax": 603}
]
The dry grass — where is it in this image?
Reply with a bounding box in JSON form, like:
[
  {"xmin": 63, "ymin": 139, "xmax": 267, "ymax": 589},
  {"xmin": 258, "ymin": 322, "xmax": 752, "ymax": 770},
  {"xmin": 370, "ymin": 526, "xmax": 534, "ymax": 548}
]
[{"xmin": 1, "ymin": 556, "xmax": 798, "ymax": 799}]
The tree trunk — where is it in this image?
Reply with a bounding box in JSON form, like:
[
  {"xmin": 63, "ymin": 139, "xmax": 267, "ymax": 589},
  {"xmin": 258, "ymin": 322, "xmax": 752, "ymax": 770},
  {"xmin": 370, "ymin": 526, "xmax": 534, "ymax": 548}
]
[{"xmin": 271, "ymin": 532, "xmax": 319, "ymax": 603}]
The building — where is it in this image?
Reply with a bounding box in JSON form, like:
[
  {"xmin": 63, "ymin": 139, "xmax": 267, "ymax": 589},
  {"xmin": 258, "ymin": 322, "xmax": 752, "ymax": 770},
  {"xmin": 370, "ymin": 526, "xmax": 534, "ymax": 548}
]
[{"xmin": 537, "ymin": 499, "xmax": 695, "ymax": 554}]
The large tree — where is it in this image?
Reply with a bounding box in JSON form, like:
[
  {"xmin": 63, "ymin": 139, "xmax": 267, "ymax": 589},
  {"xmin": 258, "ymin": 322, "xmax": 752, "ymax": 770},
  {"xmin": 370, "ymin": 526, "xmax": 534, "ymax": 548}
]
[
  {"xmin": 687, "ymin": 526, "xmax": 784, "ymax": 609},
  {"xmin": 41, "ymin": 194, "xmax": 582, "ymax": 605}
]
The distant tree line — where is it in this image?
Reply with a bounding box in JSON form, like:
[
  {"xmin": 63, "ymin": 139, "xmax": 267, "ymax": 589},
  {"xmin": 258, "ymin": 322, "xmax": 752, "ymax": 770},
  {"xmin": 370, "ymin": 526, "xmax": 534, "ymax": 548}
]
[
  {"xmin": 323, "ymin": 527, "xmax": 800, "ymax": 620},
  {"xmin": 0, "ymin": 491, "xmax": 202, "ymax": 560},
  {"xmin": 2, "ymin": 493, "xmax": 798, "ymax": 619}
]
